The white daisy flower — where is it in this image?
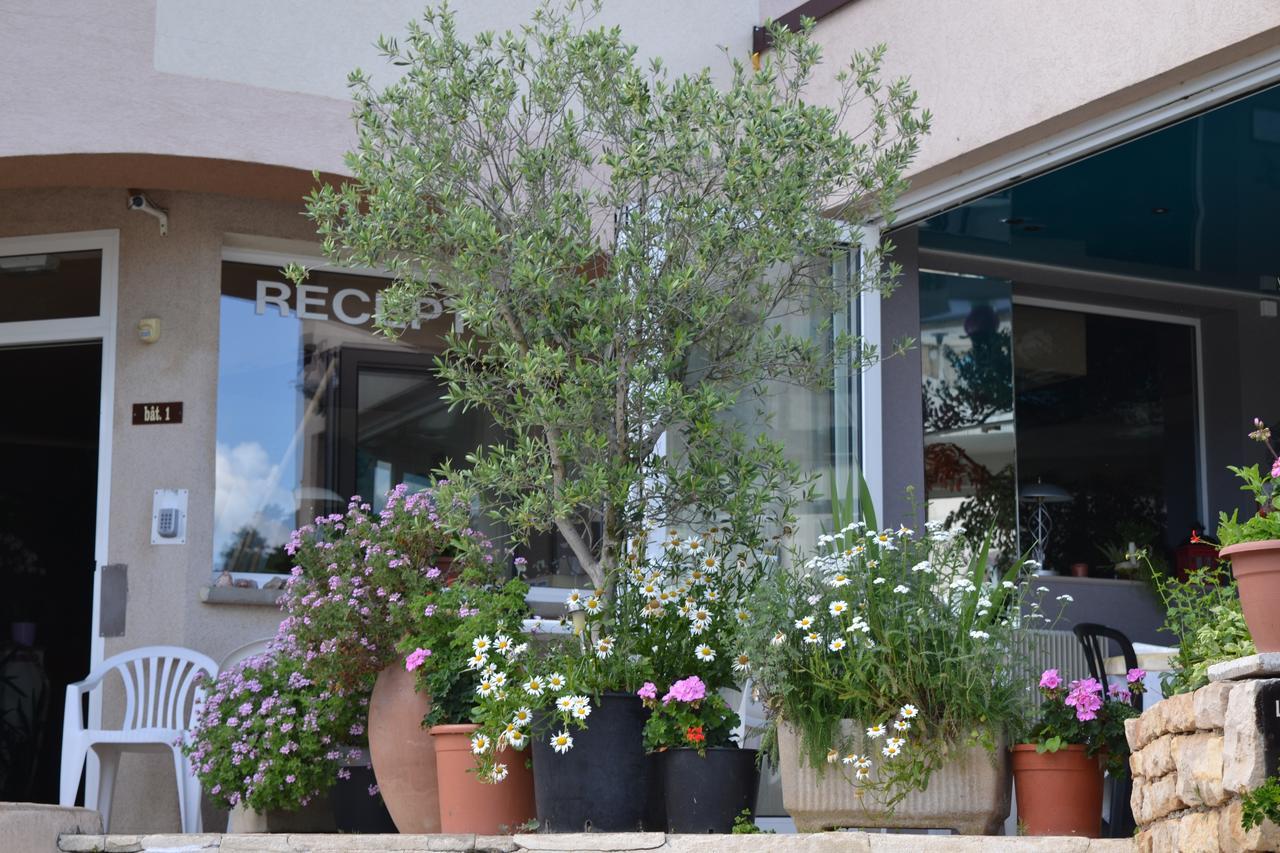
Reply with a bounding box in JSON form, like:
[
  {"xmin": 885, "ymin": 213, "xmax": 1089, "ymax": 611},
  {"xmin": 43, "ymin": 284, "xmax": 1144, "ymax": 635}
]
[
  {"xmin": 829, "ymin": 573, "xmax": 851, "ymax": 587},
  {"xmin": 896, "ymin": 525, "xmax": 914, "ymax": 538},
  {"xmin": 856, "ymin": 756, "xmax": 872, "ymax": 770},
  {"xmin": 736, "ymin": 609, "xmax": 751, "ymax": 623},
  {"xmin": 551, "ymin": 731, "xmax": 574, "ymax": 754},
  {"xmin": 892, "ymin": 584, "xmax": 910, "ymax": 594},
  {"xmin": 733, "ymin": 653, "xmax": 751, "ymax": 674},
  {"xmin": 470, "ymin": 733, "xmax": 491, "ymax": 754},
  {"xmin": 472, "ymin": 635, "xmax": 492, "ymax": 653},
  {"xmin": 828, "ymin": 637, "xmax": 847, "ymax": 652},
  {"xmin": 523, "ymin": 677, "xmax": 545, "ymax": 697},
  {"xmin": 584, "ymin": 596, "xmax": 603, "ymax": 614},
  {"xmin": 565, "ymin": 590, "xmax": 583, "ymax": 609},
  {"xmin": 795, "ymin": 616, "xmax": 815, "ymax": 630},
  {"xmin": 900, "ymin": 704, "xmax": 919, "ymax": 719},
  {"xmin": 555, "ymin": 695, "xmax": 576, "ymax": 713},
  {"xmin": 476, "ymin": 679, "xmax": 495, "ymax": 698},
  {"xmin": 685, "ymin": 537, "xmax": 704, "ymax": 553},
  {"xmin": 507, "ymin": 729, "xmax": 527, "ymax": 749},
  {"xmin": 490, "ymin": 763, "xmax": 509, "ymax": 782},
  {"xmin": 803, "ymin": 632, "xmax": 823, "ymax": 645},
  {"xmin": 841, "ymin": 753, "xmax": 859, "ymax": 766},
  {"xmin": 490, "ymin": 671, "xmax": 507, "ymax": 687},
  {"xmin": 886, "ymin": 736, "xmax": 906, "ymax": 749},
  {"xmin": 695, "ymin": 644, "xmax": 716, "ymax": 662},
  {"xmin": 705, "ymin": 589, "xmax": 720, "ymax": 603},
  {"xmin": 770, "ymin": 631, "xmax": 786, "ymax": 646},
  {"xmin": 826, "ymin": 748, "xmax": 839, "ymax": 764},
  {"xmin": 512, "ymin": 708, "xmax": 533, "ymax": 727},
  {"xmin": 595, "ymin": 636, "xmax": 615, "ymax": 659},
  {"xmin": 865, "ymin": 723, "xmax": 887, "ymax": 739},
  {"xmin": 882, "ymin": 744, "xmax": 901, "ymax": 758},
  {"xmin": 701, "ymin": 555, "xmax": 719, "ymax": 572},
  {"xmin": 546, "ymin": 673, "xmax": 567, "ymax": 692},
  {"xmin": 855, "ymin": 768, "xmax": 871, "ymax": 780},
  {"xmin": 493, "ymin": 634, "xmax": 512, "ymax": 655},
  {"xmin": 828, "ymin": 600, "xmax": 849, "ymax": 617},
  {"xmin": 893, "ymin": 719, "xmax": 911, "ymax": 732}
]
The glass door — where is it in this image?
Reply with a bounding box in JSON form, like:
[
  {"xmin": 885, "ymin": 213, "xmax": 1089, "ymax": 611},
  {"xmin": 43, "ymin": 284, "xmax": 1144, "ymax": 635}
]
[{"xmin": 919, "ymin": 271, "xmax": 1019, "ymax": 563}]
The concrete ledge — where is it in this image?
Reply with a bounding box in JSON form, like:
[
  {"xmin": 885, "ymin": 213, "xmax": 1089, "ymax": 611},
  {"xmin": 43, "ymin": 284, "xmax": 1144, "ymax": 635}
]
[
  {"xmin": 1208, "ymin": 653, "xmax": 1280, "ymax": 682},
  {"xmin": 1, "ymin": 802, "xmax": 103, "ymax": 853},
  {"xmin": 199, "ymin": 586, "xmax": 284, "ymax": 607},
  {"xmin": 58, "ymin": 832, "xmax": 1136, "ymax": 852}
]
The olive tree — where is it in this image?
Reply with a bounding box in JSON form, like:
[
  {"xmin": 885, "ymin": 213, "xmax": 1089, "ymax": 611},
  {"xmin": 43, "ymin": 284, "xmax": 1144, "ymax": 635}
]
[{"xmin": 300, "ymin": 1, "xmax": 929, "ymax": 589}]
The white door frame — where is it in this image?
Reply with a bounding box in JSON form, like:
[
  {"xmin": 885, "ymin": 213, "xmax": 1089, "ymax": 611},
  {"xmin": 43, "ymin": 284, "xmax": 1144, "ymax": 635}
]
[{"xmin": 0, "ymin": 228, "xmax": 119, "ymax": 802}]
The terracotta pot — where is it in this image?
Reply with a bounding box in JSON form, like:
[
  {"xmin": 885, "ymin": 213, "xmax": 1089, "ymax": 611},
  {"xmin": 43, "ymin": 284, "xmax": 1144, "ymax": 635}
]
[
  {"xmin": 1223, "ymin": 539, "xmax": 1280, "ymax": 652},
  {"xmin": 431, "ymin": 723, "xmax": 536, "ymax": 833},
  {"xmin": 367, "ymin": 664, "xmax": 440, "ymax": 833},
  {"xmin": 1011, "ymin": 744, "xmax": 1102, "ymax": 836}
]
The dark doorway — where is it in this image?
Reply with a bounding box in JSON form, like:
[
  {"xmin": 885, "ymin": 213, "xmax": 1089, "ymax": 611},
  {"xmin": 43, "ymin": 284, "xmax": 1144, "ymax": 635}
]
[{"xmin": 0, "ymin": 341, "xmax": 100, "ymax": 803}]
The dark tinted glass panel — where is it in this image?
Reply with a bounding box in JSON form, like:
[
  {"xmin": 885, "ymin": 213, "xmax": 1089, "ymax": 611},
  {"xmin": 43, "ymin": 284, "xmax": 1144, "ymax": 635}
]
[{"xmin": 0, "ymin": 251, "xmax": 100, "ymax": 322}]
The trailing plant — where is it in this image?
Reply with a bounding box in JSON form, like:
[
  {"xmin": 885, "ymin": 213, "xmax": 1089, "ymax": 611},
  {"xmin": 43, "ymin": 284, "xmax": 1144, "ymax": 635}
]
[
  {"xmin": 1241, "ymin": 776, "xmax": 1280, "ymax": 832},
  {"xmin": 297, "ymin": 0, "xmax": 929, "ymax": 590},
  {"xmin": 742, "ymin": 476, "xmax": 1047, "ymax": 808},
  {"xmin": 639, "ymin": 675, "xmax": 739, "ymax": 755},
  {"xmin": 185, "ymin": 649, "xmax": 365, "ymax": 812},
  {"xmin": 1218, "ymin": 418, "xmax": 1280, "ymax": 547},
  {"xmin": 1153, "ymin": 557, "xmax": 1254, "ymax": 695},
  {"xmin": 1024, "ymin": 667, "xmax": 1143, "ymax": 777}
]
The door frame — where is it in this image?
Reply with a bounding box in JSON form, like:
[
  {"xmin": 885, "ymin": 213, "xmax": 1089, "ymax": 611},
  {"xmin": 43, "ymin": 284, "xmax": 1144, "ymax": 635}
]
[{"xmin": 0, "ymin": 228, "xmax": 119, "ymax": 799}]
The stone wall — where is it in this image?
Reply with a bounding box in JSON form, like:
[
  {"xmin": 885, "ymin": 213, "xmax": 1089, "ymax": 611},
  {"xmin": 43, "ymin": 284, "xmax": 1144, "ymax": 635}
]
[{"xmin": 1126, "ymin": 679, "xmax": 1280, "ymax": 852}]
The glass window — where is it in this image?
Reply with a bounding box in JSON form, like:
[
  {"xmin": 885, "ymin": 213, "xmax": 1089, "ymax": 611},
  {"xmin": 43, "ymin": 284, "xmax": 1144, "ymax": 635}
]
[
  {"xmin": 214, "ymin": 261, "xmax": 481, "ymax": 574},
  {"xmin": 0, "ymin": 250, "xmax": 100, "ymax": 322}
]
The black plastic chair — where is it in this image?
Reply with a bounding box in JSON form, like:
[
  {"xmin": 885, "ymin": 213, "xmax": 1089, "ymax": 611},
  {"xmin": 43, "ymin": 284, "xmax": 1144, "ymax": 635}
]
[{"xmin": 1072, "ymin": 622, "xmax": 1141, "ymax": 838}]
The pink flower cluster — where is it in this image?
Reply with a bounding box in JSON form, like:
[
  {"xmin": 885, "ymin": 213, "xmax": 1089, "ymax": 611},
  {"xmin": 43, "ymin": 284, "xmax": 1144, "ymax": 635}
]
[
  {"xmin": 636, "ymin": 682, "xmax": 657, "ymax": 700},
  {"xmin": 404, "ymin": 647, "xmax": 432, "ymax": 671},
  {"xmin": 661, "ymin": 675, "xmax": 707, "ymax": 705},
  {"xmin": 1064, "ymin": 677, "xmax": 1104, "ymax": 722}
]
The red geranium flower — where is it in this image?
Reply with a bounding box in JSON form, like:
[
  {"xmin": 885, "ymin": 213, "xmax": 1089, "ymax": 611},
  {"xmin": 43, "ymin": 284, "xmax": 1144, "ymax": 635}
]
[{"xmin": 685, "ymin": 725, "xmax": 705, "ymax": 744}]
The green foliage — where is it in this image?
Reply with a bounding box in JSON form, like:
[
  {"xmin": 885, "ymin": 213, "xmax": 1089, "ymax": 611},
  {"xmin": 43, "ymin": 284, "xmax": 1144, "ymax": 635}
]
[
  {"xmin": 299, "ymin": 0, "xmax": 929, "ymax": 589},
  {"xmin": 731, "ymin": 809, "xmax": 773, "ymax": 834},
  {"xmin": 741, "ymin": 477, "xmax": 1042, "ymax": 808},
  {"xmin": 640, "ymin": 685, "xmax": 739, "ymax": 754},
  {"xmin": 185, "ymin": 650, "xmax": 363, "ymax": 812},
  {"xmin": 399, "ymin": 572, "xmax": 531, "ymax": 726},
  {"xmin": 1217, "ymin": 419, "xmax": 1280, "ymax": 547},
  {"xmin": 1241, "ymin": 777, "xmax": 1280, "ymax": 831},
  {"xmin": 1154, "ymin": 560, "xmax": 1254, "ymax": 695}
]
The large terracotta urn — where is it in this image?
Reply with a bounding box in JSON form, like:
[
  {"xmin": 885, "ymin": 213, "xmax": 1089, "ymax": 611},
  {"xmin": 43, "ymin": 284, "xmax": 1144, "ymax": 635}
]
[
  {"xmin": 368, "ymin": 663, "xmax": 441, "ymax": 833},
  {"xmin": 1223, "ymin": 539, "xmax": 1280, "ymax": 652}
]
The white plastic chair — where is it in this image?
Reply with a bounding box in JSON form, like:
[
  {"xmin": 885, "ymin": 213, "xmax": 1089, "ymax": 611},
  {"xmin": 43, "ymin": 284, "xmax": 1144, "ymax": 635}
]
[{"xmin": 59, "ymin": 645, "xmax": 217, "ymax": 833}]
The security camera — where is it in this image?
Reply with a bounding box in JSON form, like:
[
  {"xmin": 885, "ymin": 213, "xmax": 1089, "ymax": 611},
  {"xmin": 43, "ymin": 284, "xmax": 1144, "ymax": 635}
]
[{"xmin": 126, "ymin": 190, "xmax": 169, "ymax": 236}]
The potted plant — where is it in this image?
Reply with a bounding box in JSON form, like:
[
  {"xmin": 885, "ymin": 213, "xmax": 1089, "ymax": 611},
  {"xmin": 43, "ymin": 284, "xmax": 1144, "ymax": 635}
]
[
  {"xmin": 185, "ymin": 648, "xmax": 370, "ymax": 831},
  {"xmin": 398, "ymin": 570, "xmax": 537, "ymax": 833},
  {"xmin": 640, "ymin": 675, "xmax": 758, "ymax": 833},
  {"xmin": 1012, "ymin": 668, "xmax": 1144, "ymax": 836},
  {"xmin": 271, "ymin": 485, "xmax": 494, "ymax": 832},
  {"xmin": 1217, "ymin": 418, "xmax": 1280, "ymax": 651},
  {"xmin": 742, "ymin": 481, "xmax": 1041, "ymax": 834}
]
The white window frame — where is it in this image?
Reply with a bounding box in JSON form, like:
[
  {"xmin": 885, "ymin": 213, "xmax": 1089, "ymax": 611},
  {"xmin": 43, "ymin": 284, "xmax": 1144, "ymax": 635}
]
[{"xmin": 0, "ymin": 228, "xmax": 120, "ymax": 805}]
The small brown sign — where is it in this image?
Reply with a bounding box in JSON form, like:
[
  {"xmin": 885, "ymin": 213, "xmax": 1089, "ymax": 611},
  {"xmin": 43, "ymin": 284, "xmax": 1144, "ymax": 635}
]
[{"xmin": 132, "ymin": 402, "xmax": 183, "ymax": 425}]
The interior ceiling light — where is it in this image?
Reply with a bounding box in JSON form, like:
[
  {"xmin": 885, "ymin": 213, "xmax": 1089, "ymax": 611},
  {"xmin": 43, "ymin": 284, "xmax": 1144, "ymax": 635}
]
[
  {"xmin": 1000, "ymin": 217, "xmax": 1025, "ymax": 225},
  {"xmin": 1022, "ymin": 224, "xmax": 1043, "ymax": 232},
  {"xmin": 1152, "ymin": 207, "xmax": 1170, "ymax": 214}
]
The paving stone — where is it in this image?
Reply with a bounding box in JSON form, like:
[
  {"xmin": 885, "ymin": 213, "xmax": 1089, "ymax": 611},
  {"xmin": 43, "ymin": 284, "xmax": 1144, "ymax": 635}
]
[
  {"xmin": 669, "ymin": 834, "xmax": 871, "ymax": 852},
  {"xmin": 104, "ymin": 837, "xmax": 144, "ymax": 853},
  {"xmin": 476, "ymin": 836, "xmax": 520, "ymax": 853},
  {"xmin": 1174, "ymin": 732, "xmax": 1227, "ymax": 807},
  {"xmin": 217, "ymin": 835, "xmax": 294, "ymax": 853},
  {"xmin": 60, "ymin": 836, "xmax": 108, "ymax": 852},
  {"xmin": 515, "ymin": 833, "xmax": 666, "ymax": 852},
  {"xmin": 1177, "ymin": 810, "xmax": 1221, "ymax": 853},
  {"xmin": 1224, "ymin": 680, "xmax": 1267, "ymax": 794},
  {"xmin": 1194, "ymin": 681, "xmax": 1235, "ymax": 730},
  {"xmin": 865, "ymin": 837, "xmax": 1094, "ymax": 852},
  {"xmin": 138, "ymin": 834, "xmax": 222, "ymax": 850},
  {"xmin": 1209, "ymin": 654, "xmax": 1280, "ymax": 682},
  {"xmin": 1086, "ymin": 841, "xmax": 1137, "ymax": 852}
]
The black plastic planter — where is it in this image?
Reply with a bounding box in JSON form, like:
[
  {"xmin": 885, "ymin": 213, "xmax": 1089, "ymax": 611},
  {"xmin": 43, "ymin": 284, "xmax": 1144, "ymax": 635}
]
[
  {"xmin": 658, "ymin": 746, "xmax": 759, "ymax": 833},
  {"xmin": 531, "ymin": 692, "xmax": 649, "ymax": 832},
  {"xmin": 330, "ymin": 763, "xmax": 398, "ymax": 833}
]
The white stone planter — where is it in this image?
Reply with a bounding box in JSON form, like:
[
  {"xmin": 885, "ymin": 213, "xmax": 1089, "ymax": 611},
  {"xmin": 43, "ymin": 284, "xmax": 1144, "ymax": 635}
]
[{"xmin": 777, "ymin": 722, "xmax": 1010, "ymax": 834}]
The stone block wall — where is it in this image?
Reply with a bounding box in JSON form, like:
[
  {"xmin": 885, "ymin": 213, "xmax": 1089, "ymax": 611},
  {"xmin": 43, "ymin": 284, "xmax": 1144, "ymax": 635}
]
[{"xmin": 1126, "ymin": 680, "xmax": 1280, "ymax": 852}]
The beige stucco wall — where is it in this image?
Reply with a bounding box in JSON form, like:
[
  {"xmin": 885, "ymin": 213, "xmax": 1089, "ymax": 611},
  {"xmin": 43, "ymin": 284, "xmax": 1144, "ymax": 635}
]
[
  {"xmin": 0, "ymin": 0, "xmax": 758, "ymax": 180},
  {"xmin": 805, "ymin": 0, "xmax": 1280, "ymax": 195},
  {"xmin": 0, "ymin": 187, "xmax": 319, "ymax": 832}
]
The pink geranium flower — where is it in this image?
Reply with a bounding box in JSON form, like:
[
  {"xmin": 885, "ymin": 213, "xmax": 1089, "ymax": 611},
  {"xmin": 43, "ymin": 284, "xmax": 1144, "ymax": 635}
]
[
  {"xmin": 1039, "ymin": 669, "xmax": 1061, "ymax": 690},
  {"xmin": 661, "ymin": 675, "xmax": 707, "ymax": 705},
  {"xmin": 404, "ymin": 647, "xmax": 432, "ymax": 671},
  {"xmin": 1064, "ymin": 677, "xmax": 1104, "ymax": 722},
  {"xmin": 1126, "ymin": 667, "xmax": 1146, "ymax": 684},
  {"xmin": 636, "ymin": 682, "xmax": 657, "ymax": 700}
]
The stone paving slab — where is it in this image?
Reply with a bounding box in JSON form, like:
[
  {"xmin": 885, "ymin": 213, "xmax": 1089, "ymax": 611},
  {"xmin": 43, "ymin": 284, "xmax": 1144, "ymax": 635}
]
[
  {"xmin": 1208, "ymin": 653, "xmax": 1280, "ymax": 681},
  {"xmin": 58, "ymin": 833, "xmax": 1137, "ymax": 853}
]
